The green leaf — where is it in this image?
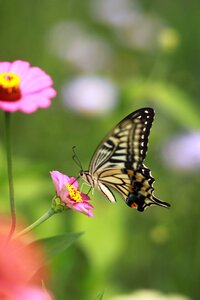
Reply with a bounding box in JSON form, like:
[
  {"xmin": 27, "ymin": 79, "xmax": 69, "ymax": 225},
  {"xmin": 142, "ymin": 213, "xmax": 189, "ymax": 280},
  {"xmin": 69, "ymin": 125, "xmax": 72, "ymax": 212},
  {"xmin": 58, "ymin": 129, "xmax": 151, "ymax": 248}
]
[
  {"xmin": 95, "ymin": 290, "xmax": 104, "ymax": 300},
  {"xmin": 24, "ymin": 232, "xmax": 83, "ymax": 280},
  {"xmin": 35, "ymin": 232, "xmax": 84, "ymax": 262}
]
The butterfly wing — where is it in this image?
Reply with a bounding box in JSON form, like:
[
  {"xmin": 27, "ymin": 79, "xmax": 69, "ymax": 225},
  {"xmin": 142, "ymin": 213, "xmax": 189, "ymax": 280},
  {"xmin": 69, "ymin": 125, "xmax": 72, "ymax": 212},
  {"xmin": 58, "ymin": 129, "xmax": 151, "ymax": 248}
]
[
  {"xmin": 96, "ymin": 164, "xmax": 170, "ymax": 211},
  {"xmin": 85, "ymin": 107, "xmax": 170, "ymax": 211},
  {"xmin": 89, "ymin": 107, "xmax": 154, "ymax": 174}
]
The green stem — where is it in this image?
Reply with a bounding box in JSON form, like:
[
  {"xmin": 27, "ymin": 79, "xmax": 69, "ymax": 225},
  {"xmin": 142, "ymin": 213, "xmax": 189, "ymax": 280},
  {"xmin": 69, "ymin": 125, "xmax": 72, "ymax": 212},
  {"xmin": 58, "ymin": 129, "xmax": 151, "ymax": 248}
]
[
  {"xmin": 14, "ymin": 208, "xmax": 56, "ymax": 239},
  {"xmin": 5, "ymin": 112, "xmax": 16, "ymax": 240}
]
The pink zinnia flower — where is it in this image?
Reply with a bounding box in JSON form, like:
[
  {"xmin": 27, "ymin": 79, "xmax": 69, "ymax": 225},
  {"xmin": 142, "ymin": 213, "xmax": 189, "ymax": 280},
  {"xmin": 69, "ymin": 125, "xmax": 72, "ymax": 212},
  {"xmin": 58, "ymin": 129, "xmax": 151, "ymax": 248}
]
[
  {"xmin": 50, "ymin": 170, "xmax": 94, "ymax": 217},
  {"xmin": 0, "ymin": 60, "xmax": 56, "ymax": 113},
  {"xmin": 0, "ymin": 217, "xmax": 53, "ymax": 300}
]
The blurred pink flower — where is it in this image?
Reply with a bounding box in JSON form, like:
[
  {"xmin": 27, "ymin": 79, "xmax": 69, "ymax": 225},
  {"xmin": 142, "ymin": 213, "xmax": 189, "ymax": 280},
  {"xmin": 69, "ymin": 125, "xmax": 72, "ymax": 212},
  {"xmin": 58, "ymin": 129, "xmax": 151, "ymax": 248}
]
[
  {"xmin": 1, "ymin": 286, "xmax": 52, "ymax": 300},
  {"xmin": 0, "ymin": 60, "xmax": 56, "ymax": 113},
  {"xmin": 50, "ymin": 170, "xmax": 94, "ymax": 217},
  {"xmin": 0, "ymin": 218, "xmax": 53, "ymax": 300}
]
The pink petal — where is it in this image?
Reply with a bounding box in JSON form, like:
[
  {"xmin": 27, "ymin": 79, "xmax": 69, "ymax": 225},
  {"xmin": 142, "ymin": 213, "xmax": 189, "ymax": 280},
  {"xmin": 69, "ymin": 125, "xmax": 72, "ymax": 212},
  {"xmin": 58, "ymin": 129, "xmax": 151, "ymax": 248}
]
[
  {"xmin": 38, "ymin": 87, "xmax": 57, "ymax": 98},
  {"xmin": 68, "ymin": 177, "xmax": 78, "ymax": 188},
  {"xmin": 0, "ymin": 61, "xmax": 11, "ymax": 73},
  {"xmin": 10, "ymin": 89, "xmax": 55, "ymax": 113},
  {"xmin": 0, "ymin": 99, "xmax": 29, "ymax": 113},
  {"xmin": 14, "ymin": 286, "xmax": 53, "ymax": 300},
  {"xmin": 9, "ymin": 60, "xmax": 30, "ymax": 78},
  {"xmin": 21, "ymin": 68, "xmax": 53, "ymax": 93},
  {"xmin": 50, "ymin": 171, "xmax": 70, "ymax": 196},
  {"xmin": 18, "ymin": 98, "xmax": 39, "ymax": 113},
  {"xmin": 0, "ymin": 101, "xmax": 19, "ymax": 112},
  {"xmin": 36, "ymin": 98, "xmax": 51, "ymax": 108},
  {"xmin": 0, "ymin": 93, "xmax": 55, "ymax": 113},
  {"xmin": 71, "ymin": 201, "xmax": 94, "ymax": 217},
  {"xmin": 60, "ymin": 186, "xmax": 70, "ymax": 202},
  {"xmin": 81, "ymin": 193, "xmax": 90, "ymax": 200},
  {"xmin": 18, "ymin": 96, "xmax": 50, "ymax": 113},
  {"xmin": 21, "ymin": 87, "xmax": 56, "ymax": 102}
]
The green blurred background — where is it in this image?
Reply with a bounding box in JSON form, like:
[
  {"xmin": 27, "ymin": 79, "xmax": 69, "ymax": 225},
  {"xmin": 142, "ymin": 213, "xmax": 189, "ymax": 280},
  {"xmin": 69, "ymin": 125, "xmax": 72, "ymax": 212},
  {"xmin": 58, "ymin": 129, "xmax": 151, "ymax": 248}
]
[{"xmin": 1, "ymin": 0, "xmax": 200, "ymax": 299}]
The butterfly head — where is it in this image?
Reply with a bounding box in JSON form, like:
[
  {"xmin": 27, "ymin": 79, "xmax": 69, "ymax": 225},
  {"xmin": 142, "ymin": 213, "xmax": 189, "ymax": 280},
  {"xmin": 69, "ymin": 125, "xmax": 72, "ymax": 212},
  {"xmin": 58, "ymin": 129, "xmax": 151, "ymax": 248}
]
[{"xmin": 79, "ymin": 170, "xmax": 95, "ymax": 188}]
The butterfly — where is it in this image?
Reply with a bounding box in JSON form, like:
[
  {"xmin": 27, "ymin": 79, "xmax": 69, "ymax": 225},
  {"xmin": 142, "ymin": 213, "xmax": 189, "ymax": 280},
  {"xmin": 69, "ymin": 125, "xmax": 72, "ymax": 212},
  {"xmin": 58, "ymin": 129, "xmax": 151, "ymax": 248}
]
[{"xmin": 79, "ymin": 107, "xmax": 170, "ymax": 212}]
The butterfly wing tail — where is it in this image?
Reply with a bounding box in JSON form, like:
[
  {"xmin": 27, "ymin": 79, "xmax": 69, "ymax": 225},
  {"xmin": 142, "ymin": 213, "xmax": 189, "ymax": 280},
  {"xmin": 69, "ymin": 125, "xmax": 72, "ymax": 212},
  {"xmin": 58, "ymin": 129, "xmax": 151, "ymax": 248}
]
[
  {"xmin": 152, "ymin": 196, "xmax": 171, "ymax": 209},
  {"xmin": 136, "ymin": 196, "xmax": 170, "ymax": 212},
  {"xmin": 126, "ymin": 192, "xmax": 170, "ymax": 212}
]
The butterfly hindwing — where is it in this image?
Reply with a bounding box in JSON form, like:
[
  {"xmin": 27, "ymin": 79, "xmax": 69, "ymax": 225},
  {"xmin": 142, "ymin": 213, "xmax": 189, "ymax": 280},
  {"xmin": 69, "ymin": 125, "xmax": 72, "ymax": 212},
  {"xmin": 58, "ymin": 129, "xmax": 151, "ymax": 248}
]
[
  {"xmin": 123, "ymin": 165, "xmax": 170, "ymax": 211},
  {"xmin": 94, "ymin": 164, "xmax": 170, "ymax": 211},
  {"xmin": 80, "ymin": 107, "xmax": 170, "ymax": 211},
  {"xmin": 96, "ymin": 167, "xmax": 133, "ymax": 201}
]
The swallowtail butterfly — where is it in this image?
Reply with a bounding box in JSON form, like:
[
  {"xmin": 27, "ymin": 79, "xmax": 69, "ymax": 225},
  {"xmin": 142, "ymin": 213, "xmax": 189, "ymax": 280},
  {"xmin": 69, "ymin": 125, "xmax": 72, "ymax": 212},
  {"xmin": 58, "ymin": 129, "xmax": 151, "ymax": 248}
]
[{"xmin": 80, "ymin": 107, "xmax": 170, "ymax": 212}]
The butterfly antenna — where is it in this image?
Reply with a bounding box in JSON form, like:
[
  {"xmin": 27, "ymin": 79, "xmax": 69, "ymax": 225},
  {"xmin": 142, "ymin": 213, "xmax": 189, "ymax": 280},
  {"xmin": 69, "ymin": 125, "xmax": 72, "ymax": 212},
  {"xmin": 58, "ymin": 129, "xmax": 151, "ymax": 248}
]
[{"xmin": 72, "ymin": 146, "xmax": 83, "ymax": 171}]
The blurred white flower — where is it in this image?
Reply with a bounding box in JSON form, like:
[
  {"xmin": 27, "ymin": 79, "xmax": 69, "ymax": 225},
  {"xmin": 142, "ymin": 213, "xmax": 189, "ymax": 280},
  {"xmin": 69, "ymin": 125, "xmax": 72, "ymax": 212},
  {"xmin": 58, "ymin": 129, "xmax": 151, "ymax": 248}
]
[
  {"xmin": 48, "ymin": 21, "xmax": 112, "ymax": 72},
  {"xmin": 61, "ymin": 76, "xmax": 118, "ymax": 115},
  {"xmin": 115, "ymin": 15, "xmax": 164, "ymax": 51},
  {"xmin": 111, "ymin": 289, "xmax": 191, "ymax": 300},
  {"xmin": 162, "ymin": 132, "xmax": 200, "ymax": 171},
  {"xmin": 90, "ymin": 0, "xmax": 139, "ymax": 28},
  {"xmin": 90, "ymin": 0, "xmax": 165, "ymax": 52}
]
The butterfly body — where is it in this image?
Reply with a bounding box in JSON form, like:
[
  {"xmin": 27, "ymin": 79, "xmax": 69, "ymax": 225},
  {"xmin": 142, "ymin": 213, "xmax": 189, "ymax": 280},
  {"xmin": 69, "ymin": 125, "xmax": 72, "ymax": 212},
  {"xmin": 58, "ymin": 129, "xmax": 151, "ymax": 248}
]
[{"xmin": 80, "ymin": 107, "xmax": 170, "ymax": 212}]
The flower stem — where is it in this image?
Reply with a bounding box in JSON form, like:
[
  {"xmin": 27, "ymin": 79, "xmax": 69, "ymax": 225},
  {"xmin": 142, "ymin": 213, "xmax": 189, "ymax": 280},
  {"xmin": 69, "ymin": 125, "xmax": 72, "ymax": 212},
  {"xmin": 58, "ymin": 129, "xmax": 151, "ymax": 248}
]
[
  {"xmin": 14, "ymin": 208, "xmax": 56, "ymax": 239},
  {"xmin": 5, "ymin": 112, "xmax": 16, "ymax": 240}
]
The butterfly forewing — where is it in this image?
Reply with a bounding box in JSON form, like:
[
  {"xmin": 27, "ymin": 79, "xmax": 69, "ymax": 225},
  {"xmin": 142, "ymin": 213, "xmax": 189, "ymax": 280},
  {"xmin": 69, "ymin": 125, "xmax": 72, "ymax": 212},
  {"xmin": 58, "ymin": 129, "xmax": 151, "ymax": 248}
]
[
  {"xmin": 89, "ymin": 108, "xmax": 154, "ymax": 174},
  {"xmin": 81, "ymin": 107, "xmax": 170, "ymax": 211}
]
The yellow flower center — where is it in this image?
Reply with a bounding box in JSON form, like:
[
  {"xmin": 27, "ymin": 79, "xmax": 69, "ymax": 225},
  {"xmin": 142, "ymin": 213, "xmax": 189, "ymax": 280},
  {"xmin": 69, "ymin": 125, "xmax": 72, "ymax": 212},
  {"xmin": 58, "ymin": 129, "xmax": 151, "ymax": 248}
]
[
  {"xmin": 0, "ymin": 72, "xmax": 21, "ymax": 102},
  {"xmin": 0, "ymin": 72, "xmax": 20, "ymax": 88},
  {"xmin": 66, "ymin": 184, "xmax": 82, "ymax": 202}
]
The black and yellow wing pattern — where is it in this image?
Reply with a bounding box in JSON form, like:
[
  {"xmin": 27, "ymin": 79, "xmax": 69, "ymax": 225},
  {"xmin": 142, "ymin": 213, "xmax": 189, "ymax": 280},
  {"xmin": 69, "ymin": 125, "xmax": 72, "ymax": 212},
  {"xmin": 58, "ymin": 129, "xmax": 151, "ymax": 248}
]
[{"xmin": 80, "ymin": 107, "xmax": 170, "ymax": 212}]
